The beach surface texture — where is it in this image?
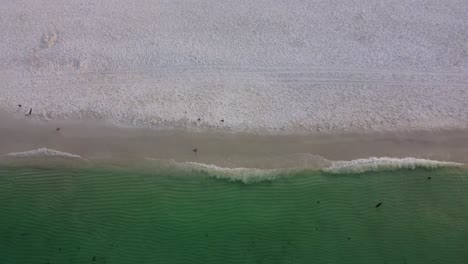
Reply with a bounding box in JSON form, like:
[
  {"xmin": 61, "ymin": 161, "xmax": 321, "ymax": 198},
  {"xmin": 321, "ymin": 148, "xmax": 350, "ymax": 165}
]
[
  {"xmin": 2, "ymin": 2, "xmax": 468, "ymax": 263},
  {"xmin": 1, "ymin": 0, "xmax": 467, "ymax": 133}
]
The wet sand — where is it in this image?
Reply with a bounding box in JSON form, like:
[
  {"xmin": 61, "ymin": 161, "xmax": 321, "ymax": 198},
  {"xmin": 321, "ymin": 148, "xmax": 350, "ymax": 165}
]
[{"xmin": 1, "ymin": 112, "xmax": 467, "ymax": 169}]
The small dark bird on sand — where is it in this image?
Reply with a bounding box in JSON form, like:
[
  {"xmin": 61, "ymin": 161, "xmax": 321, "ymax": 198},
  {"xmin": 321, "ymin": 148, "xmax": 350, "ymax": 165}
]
[
  {"xmin": 25, "ymin": 108, "xmax": 32, "ymax": 116},
  {"xmin": 193, "ymin": 148, "xmax": 198, "ymax": 156},
  {"xmin": 375, "ymin": 202, "xmax": 382, "ymax": 208},
  {"xmin": 56, "ymin": 128, "xmax": 61, "ymax": 132},
  {"xmin": 18, "ymin": 104, "xmax": 22, "ymax": 107},
  {"xmin": 221, "ymin": 119, "xmax": 224, "ymax": 122}
]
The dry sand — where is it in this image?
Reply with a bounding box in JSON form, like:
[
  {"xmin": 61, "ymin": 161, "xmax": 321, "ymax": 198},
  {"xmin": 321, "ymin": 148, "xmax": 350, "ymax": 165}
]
[{"xmin": 1, "ymin": 0, "xmax": 467, "ymax": 133}]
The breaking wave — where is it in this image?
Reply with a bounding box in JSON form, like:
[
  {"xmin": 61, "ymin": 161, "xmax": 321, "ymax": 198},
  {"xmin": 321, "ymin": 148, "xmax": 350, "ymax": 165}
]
[
  {"xmin": 1, "ymin": 151, "xmax": 464, "ymax": 182},
  {"xmin": 5, "ymin": 148, "xmax": 86, "ymax": 160},
  {"xmin": 183, "ymin": 157, "xmax": 464, "ymax": 182},
  {"xmin": 185, "ymin": 162, "xmax": 283, "ymax": 183},
  {"xmin": 323, "ymin": 157, "xmax": 463, "ymax": 174}
]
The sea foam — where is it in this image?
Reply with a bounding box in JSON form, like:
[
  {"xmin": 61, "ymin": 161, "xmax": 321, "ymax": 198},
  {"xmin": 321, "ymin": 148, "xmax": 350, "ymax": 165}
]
[
  {"xmin": 185, "ymin": 157, "xmax": 464, "ymax": 182},
  {"xmin": 5, "ymin": 148, "xmax": 86, "ymax": 160},
  {"xmin": 323, "ymin": 157, "xmax": 463, "ymax": 174},
  {"xmin": 185, "ymin": 162, "xmax": 282, "ymax": 183}
]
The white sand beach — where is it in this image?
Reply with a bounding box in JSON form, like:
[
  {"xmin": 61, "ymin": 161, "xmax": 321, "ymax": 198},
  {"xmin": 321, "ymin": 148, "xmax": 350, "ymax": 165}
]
[{"xmin": 1, "ymin": 0, "xmax": 467, "ymax": 134}]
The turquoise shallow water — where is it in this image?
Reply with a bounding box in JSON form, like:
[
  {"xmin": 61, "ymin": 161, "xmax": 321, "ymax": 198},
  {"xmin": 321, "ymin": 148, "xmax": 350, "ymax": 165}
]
[{"xmin": 0, "ymin": 165, "xmax": 467, "ymax": 263}]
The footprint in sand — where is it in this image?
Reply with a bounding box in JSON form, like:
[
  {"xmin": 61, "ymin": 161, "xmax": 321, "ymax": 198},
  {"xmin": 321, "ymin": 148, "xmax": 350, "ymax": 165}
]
[{"xmin": 41, "ymin": 31, "xmax": 58, "ymax": 48}]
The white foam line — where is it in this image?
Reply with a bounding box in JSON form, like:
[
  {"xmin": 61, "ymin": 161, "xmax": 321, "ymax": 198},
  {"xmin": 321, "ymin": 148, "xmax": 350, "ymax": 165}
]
[
  {"xmin": 6, "ymin": 147, "xmax": 87, "ymax": 160},
  {"xmin": 185, "ymin": 162, "xmax": 281, "ymax": 183},
  {"xmin": 323, "ymin": 157, "xmax": 463, "ymax": 174},
  {"xmin": 185, "ymin": 157, "xmax": 464, "ymax": 181},
  {"xmin": 142, "ymin": 157, "xmax": 466, "ymax": 183}
]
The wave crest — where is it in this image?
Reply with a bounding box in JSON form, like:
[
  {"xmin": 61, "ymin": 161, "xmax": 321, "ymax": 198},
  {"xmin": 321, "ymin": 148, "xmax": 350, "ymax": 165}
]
[
  {"xmin": 323, "ymin": 157, "xmax": 462, "ymax": 174},
  {"xmin": 5, "ymin": 148, "xmax": 86, "ymax": 160},
  {"xmin": 185, "ymin": 162, "xmax": 283, "ymax": 183}
]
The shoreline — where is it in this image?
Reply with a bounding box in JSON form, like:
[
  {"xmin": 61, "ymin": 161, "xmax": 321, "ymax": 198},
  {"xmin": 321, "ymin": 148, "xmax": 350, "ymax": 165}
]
[
  {"xmin": 2, "ymin": 112, "xmax": 468, "ymax": 169},
  {"xmin": 2, "ymin": 0, "xmax": 467, "ymax": 169}
]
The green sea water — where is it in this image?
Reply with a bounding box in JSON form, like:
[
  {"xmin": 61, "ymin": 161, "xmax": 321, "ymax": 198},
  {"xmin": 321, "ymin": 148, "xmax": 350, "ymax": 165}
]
[{"xmin": 0, "ymin": 165, "xmax": 467, "ymax": 264}]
